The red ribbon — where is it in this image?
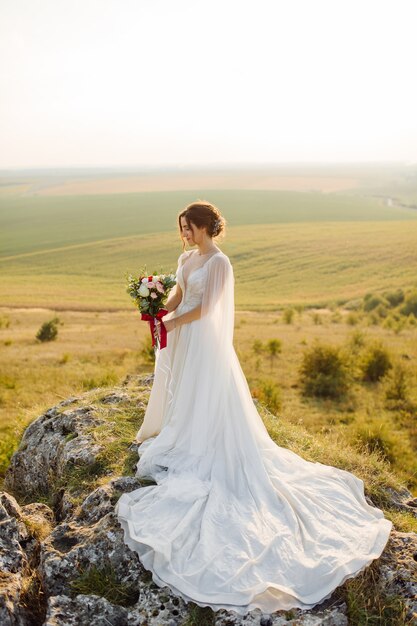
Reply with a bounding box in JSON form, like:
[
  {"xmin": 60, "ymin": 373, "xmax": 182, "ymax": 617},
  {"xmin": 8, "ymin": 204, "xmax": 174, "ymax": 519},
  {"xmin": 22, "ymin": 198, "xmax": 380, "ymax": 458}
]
[{"xmin": 141, "ymin": 308, "xmax": 169, "ymax": 349}]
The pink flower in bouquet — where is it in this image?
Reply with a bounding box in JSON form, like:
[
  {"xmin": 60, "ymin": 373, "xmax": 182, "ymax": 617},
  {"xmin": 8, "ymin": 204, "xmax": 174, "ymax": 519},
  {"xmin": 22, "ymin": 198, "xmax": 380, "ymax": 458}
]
[
  {"xmin": 147, "ymin": 281, "xmax": 156, "ymax": 288},
  {"xmin": 150, "ymin": 292, "xmax": 158, "ymax": 299},
  {"xmin": 155, "ymin": 282, "xmax": 165, "ymax": 294}
]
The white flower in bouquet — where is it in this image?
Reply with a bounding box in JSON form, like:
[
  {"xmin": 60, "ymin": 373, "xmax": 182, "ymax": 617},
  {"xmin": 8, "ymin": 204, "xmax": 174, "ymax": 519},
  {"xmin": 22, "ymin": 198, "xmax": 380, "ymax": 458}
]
[{"xmin": 139, "ymin": 284, "xmax": 150, "ymax": 297}]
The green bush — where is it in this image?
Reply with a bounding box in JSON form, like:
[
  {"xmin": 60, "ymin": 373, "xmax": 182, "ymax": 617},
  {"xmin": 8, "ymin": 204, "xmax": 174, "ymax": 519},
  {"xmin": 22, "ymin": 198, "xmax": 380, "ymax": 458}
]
[
  {"xmin": 266, "ymin": 339, "xmax": 282, "ymax": 370},
  {"xmin": 384, "ymin": 288, "xmax": 404, "ymax": 308},
  {"xmin": 311, "ymin": 312, "xmax": 323, "ymax": 325},
  {"xmin": 351, "ymin": 424, "xmax": 396, "ymax": 464},
  {"xmin": 331, "ymin": 311, "xmax": 342, "ymax": 324},
  {"xmin": 346, "ymin": 311, "xmax": 359, "ymax": 325},
  {"xmin": 363, "ymin": 294, "xmax": 388, "ymax": 312},
  {"xmin": 384, "ymin": 362, "xmax": 413, "ymax": 410},
  {"xmin": 407, "ymin": 313, "xmax": 417, "ymax": 326},
  {"xmin": 348, "ymin": 329, "xmax": 366, "ymax": 352},
  {"xmin": 252, "ymin": 379, "xmax": 282, "ymax": 414},
  {"xmin": 283, "ymin": 308, "xmax": 294, "ymax": 324},
  {"xmin": 36, "ymin": 317, "xmax": 60, "ymax": 342},
  {"xmin": 0, "ymin": 315, "xmax": 10, "ymax": 329},
  {"xmin": 252, "ymin": 339, "xmax": 264, "ymax": 355},
  {"xmin": 299, "ymin": 342, "xmax": 350, "ymax": 399},
  {"xmin": 374, "ymin": 303, "xmax": 389, "ymax": 319},
  {"xmin": 359, "ymin": 341, "xmax": 392, "ymax": 382},
  {"xmin": 400, "ymin": 289, "xmax": 417, "ymax": 317},
  {"xmin": 140, "ymin": 337, "xmax": 156, "ymax": 364}
]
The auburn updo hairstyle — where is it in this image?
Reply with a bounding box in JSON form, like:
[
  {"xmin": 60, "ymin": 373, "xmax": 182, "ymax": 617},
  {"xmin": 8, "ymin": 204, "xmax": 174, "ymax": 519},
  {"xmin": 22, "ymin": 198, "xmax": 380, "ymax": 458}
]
[{"xmin": 178, "ymin": 200, "xmax": 226, "ymax": 251}]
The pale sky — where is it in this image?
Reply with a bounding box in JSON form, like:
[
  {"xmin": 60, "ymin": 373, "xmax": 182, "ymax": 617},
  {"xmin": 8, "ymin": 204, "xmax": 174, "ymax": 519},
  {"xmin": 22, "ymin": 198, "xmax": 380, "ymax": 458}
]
[{"xmin": 1, "ymin": 0, "xmax": 416, "ymax": 169}]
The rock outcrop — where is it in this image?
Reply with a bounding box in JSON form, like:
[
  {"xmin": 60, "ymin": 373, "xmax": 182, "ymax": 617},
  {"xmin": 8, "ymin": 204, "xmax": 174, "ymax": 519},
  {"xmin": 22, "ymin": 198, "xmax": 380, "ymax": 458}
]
[{"xmin": 1, "ymin": 374, "xmax": 416, "ymax": 625}]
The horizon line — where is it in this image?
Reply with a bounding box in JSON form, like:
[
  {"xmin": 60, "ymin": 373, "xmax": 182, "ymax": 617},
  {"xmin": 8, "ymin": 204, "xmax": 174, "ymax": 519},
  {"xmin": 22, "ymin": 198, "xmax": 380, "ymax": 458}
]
[{"xmin": 0, "ymin": 159, "xmax": 414, "ymax": 174}]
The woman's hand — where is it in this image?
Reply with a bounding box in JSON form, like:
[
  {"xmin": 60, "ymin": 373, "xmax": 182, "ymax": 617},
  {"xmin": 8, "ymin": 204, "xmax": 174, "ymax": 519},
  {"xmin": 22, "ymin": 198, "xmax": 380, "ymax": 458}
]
[{"xmin": 163, "ymin": 318, "xmax": 176, "ymax": 333}]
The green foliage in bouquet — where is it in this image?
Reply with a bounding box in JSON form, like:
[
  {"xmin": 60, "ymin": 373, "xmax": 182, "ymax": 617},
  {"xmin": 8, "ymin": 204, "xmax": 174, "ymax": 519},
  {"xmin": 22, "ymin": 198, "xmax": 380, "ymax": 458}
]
[{"xmin": 126, "ymin": 268, "xmax": 176, "ymax": 317}]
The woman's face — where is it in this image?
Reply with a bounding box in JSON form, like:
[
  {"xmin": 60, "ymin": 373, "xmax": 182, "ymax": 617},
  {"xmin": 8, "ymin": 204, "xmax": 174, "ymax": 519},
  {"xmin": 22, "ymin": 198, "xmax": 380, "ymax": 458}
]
[{"xmin": 180, "ymin": 216, "xmax": 206, "ymax": 246}]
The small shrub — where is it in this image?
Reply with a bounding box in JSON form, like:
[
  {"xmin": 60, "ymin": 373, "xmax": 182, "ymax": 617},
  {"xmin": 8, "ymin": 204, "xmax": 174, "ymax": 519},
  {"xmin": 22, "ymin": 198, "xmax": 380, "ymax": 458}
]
[
  {"xmin": 384, "ymin": 363, "xmax": 413, "ymax": 409},
  {"xmin": 140, "ymin": 338, "xmax": 156, "ymax": 364},
  {"xmin": 266, "ymin": 339, "xmax": 282, "ymax": 370},
  {"xmin": 384, "ymin": 288, "xmax": 404, "ymax": 308},
  {"xmin": 351, "ymin": 424, "xmax": 396, "ymax": 464},
  {"xmin": 252, "ymin": 339, "xmax": 264, "ymax": 355},
  {"xmin": 311, "ymin": 312, "xmax": 323, "ymax": 325},
  {"xmin": 346, "ymin": 312, "xmax": 359, "ymax": 325},
  {"xmin": 366, "ymin": 312, "xmax": 380, "ymax": 326},
  {"xmin": 363, "ymin": 294, "xmax": 388, "ymax": 312},
  {"xmin": 283, "ymin": 308, "xmax": 294, "ymax": 324},
  {"xmin": 408, "ymin": 313, "xmax": 417, "ymax": 326},
  {"xmin": 348, "ymin": 329, "xmax": 366, "ymax": 351},
  {"xmin": 299, "ymin": 342, "xmax": 350, "ymax": 399},
  {"xmin": 374, "ymin": 303, "xmax": 389, "ymax": 319},
  {"xmin": 331, "ymin": 311, "xmax": 342, "ymax": 324},
  {"xmin": 36, "ymin": 317, "xmax": 60, "ymax": 342},
  {"xmin": 359, "ymin": 341, "xmax": 392, "ymax": 383},
  {"xmin": 252, "ymin": 379, "xmax": 282, "ymax": 414},
  {"xmin": 344, "ymin": 298, "xmax": 362, "ymax": 311},
  {"xmin": 0, "ymin": 315, "xmax": 10, "ymax": 328},
  {"xmin": 400, "ymin": 289, "xmax": 417, "ymax": 317}
]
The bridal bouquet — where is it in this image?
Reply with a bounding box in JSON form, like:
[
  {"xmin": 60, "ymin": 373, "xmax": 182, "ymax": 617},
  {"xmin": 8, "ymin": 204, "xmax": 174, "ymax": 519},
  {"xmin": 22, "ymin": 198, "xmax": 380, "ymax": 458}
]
[{"xmin": 126, "ymin": 271, "xmax": 176, "ymax": 350}]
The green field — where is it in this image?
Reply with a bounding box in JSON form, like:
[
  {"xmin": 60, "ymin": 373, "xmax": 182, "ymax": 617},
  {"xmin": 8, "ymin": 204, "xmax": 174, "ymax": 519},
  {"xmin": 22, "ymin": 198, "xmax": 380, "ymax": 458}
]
[{"xmin": 1, "ymin": 169, "xmax": 417, "ymax": 310}]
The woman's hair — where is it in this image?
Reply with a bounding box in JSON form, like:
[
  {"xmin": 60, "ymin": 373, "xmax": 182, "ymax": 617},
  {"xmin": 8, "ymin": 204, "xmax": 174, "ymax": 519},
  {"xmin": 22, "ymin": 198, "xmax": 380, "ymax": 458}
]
[{"xmin": 177, "ymin": 200, "xmax": 226, "ymax": 251}]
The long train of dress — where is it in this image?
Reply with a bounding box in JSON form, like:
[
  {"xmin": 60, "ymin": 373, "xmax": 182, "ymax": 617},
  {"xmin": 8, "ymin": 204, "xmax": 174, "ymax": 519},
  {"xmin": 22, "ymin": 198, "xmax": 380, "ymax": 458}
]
[{"xmin": 115, "ymin": 249, "xmax": 392, "ymax": 615}]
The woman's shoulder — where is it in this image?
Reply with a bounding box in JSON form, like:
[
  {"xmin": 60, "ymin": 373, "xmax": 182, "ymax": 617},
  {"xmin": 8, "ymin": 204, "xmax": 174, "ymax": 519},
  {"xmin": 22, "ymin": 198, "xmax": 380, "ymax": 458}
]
[
  {"xmin": 207, "ymin": 250, "xmax": 232, "ymax": 272},
  {"xmin": 211, "ymin": 249, "xmax": 230, "ymax": 264},
  {"xmin": 178, "ymin": 250, "xmax": 192, "ymax": 264}
]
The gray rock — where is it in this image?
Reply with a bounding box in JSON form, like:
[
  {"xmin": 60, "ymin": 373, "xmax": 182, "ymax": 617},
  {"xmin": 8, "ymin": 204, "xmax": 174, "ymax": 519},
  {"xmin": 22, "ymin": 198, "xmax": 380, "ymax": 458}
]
[
  {"xmin": 78, "ymin": 477, "xmax": 144, "ymax": 525},
  {"xmin": 0, "ymin": 493, "xmax": 28, "ymax": 626},
  {"xmin": 4, "ymin": 403, "xmax": 105, "ymax": 499},
  {"xmin": 379, "ymin": 531, "xmax": 417, "ymax": 622},
  {"xmin": 384, "ymin": 486, "xmax": 417, "ymax": 517},
  {"xmin": 44, "ymin": 594, "xmax": 129, "ymax": 625},
  {"xmin": 213, "ymin": 604, "xmax": 348, "ymax": 625}
]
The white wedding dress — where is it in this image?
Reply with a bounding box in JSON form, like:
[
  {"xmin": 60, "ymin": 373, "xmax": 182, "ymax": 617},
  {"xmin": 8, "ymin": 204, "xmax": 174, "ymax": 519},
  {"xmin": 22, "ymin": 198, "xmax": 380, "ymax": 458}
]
[{"xmin": 115, "ymin": 248, "xmax": 392, "ymax": 616}]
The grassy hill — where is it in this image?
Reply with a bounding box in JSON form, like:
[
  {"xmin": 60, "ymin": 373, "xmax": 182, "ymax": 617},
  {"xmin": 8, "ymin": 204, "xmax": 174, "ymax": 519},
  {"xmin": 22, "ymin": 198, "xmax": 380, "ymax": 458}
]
[{"xmin": 1, "ymin": 181, "xmax": 417, "ymax": 310}]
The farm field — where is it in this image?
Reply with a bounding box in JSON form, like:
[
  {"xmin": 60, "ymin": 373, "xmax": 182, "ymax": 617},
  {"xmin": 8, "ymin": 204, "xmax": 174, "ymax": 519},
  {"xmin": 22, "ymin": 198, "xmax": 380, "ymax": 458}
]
[
  {"xmin": 1, "ymin": 220, "xmax": 417, "ymax": 310},
  {"xmin": 1, "ymin": 163, "xmax": 417, "ymax": 310}
]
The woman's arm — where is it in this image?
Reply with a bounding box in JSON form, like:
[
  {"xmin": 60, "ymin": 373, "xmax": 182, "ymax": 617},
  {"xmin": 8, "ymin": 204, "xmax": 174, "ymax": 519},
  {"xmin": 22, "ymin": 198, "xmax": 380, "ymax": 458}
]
[
  {"xmin": 163, "ymin": 304, "xmax": 201, "ymax": 332},
  {"xmin": 174, "ymin": 304, "xmax": 201, "ymax": 327},
  {"xmin": 165, "ymin": 283, "xmax": 183, "ymax": 313}
]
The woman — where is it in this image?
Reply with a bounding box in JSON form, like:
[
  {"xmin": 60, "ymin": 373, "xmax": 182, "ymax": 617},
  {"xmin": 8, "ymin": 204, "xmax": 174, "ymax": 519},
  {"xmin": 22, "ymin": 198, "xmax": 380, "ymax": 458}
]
[{"xmin": 115, "ymin": 200, "xmax": 392, "ymax": 616}]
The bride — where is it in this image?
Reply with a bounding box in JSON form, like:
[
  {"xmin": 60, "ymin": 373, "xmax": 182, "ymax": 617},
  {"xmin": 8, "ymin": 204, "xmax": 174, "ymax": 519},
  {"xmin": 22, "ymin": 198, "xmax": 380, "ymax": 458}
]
[{"xmin": 115, "ymin": 200, "xmax": 392, "ymax": 615}]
